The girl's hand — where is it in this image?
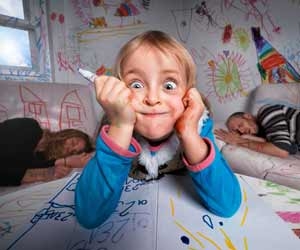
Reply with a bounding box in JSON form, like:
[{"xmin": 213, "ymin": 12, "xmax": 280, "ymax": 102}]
[
  {"xmin": 175, "ymin": 88, "xmax": 205, "ymax": 139},
  {"xmin": 94, "ymin": 75, "xmax": 136, "ymax": 127}
]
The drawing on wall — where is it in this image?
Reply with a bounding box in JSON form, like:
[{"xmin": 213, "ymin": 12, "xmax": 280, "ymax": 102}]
[
  {"xmin": 171, "ymin": 8, "xmax": 193, "ymax": 43},
  {"xmin": 3, "ymin": 174, "xmax": 300, "ymax": 250},
  {"xmin": 193, "ymin": 1, "xmax": 221, "ymax": 30},
  {"xmin": 222, "ymin": 24, "xmax": 233, "ymax": 43},
  {"xmin": 252, "ymin": 27, "xmax": 300, "ymax": 83},
  {"xmin": 19, "ymin": 86, "xmax": 51, "ymax": 129},
  {"xmin": 220, "ymin": 0, "xmax": 281, "ymax": 41},
  {"xmin": 283, "ymin": 37, "xmax": 300, "ymax": 75},
  {"xmin": 96, "ymin": 64, "xmax": 113, "ymax": 76},
  {"xmin": 114, "ymin": 1, "xmax": 141, "ymax": 26},
  {"xmin": 233, "ymin": 27, "xmax": 250, "ymax": 51},
  {"xmin": 0, "ymin": 104, "xmax": 8, "ymax": 122},
  {"xmin": 59, "ymin": 90, "xmax": 88, "ymax": 132},
  {"xmin": 192, "ymin": 47, "xmax": 252, "ymax": 103},
  {"xmin": 171, "ymin": 1, "xmax": 224, "ymax": 43},
  {"xmin": 59, "ymin": 0, "xmax": 150, "ymax": 75}
]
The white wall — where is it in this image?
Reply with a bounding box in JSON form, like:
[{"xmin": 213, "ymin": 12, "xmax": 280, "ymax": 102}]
[{"xmin": 38, "ymin": 1, "xmax": 300, "ymax": 121}]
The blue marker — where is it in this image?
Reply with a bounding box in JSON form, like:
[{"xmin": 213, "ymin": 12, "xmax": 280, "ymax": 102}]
[{"xmin": 78, "ymin": 68, "xmax": 97, "ymax": 83}]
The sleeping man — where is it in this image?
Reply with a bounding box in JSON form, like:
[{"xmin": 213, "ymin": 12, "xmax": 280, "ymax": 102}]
[{"xmin": 214, "ymin": 104, "xmax": 300, "ymax": 158}]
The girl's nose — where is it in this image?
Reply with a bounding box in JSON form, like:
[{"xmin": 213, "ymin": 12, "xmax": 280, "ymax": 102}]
[{"xmin": 143, "ymin": 89, "xmax": 161, "ymax": 105}]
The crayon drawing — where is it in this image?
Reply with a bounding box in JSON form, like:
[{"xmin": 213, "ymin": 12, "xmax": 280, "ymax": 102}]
[{"xmin": 1, "ymin": 174, "xmax": 300, "ymax": 250}]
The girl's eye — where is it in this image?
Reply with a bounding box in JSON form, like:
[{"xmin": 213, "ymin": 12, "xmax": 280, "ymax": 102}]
[
  {"xmin": 163, "ymin": 80, "xmax": 177, "ymax": 90},
  {"xmin": 129, "ymin": 81, "xmax": 143, "ymax": 89}
]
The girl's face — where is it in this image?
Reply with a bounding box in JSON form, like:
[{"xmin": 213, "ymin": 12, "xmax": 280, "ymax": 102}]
[{"xmin": 122, "ymin": 45, "xmax": 187, "ymax": 141}]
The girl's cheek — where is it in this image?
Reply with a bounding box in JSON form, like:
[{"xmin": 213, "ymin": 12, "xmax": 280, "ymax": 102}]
[{"xmin": 129, "ymin": 92, "xmax": 141, "ymax": 109}]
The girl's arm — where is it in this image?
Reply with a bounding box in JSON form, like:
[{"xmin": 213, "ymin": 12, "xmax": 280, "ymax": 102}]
[
  {"xmin": 186, "ymin": 118, "xmax": 242, "ymax": 217},
  {"xmin": 75, "ymin": 126, "xmax": 141, "ymax": 229},
  {"xmin": 176, "ymin": 89, "xmax": 241, "ymax": 217}
]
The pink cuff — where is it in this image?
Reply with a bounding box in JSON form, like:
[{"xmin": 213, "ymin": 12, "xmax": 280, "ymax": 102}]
[
  {"xmin": 183, "ymin": 138, "xmax": 215, "ymax": 172},
  {"xmin": 100, "ymin": 125, "xmax": 141, "ymax": 158}
]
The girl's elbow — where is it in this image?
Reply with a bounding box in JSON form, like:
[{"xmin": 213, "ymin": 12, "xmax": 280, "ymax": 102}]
[
  {"xmin": 214, "ymin": 200, "xmax": 241, "ymax": 218},
  {"xmin": 214, "ymin": 189, "xmax": 242, "ymax": 218},
  {"xmin": 75, "ymin": 205, "xmax": 109, "ymax": 229}
]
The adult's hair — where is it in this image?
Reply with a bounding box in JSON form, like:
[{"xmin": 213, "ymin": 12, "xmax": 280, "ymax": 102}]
[
  {"xmin": 225, "ymin": 111, "xmax": 246, "ymax": 128},
  {"xmin": 37, "ymin": 129, "xmax": 94, "ymax": 160}
]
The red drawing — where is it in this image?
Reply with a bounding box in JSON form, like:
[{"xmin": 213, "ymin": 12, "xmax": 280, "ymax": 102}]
[
  {"xmin": 0, "ymin": 104, "xmax": 8, "ymax": 122},
  {"xmin": 220, "ymin": 0, "xmax": 281, "ymax": 40},
  {"xmin": 19, "ymin": 86, "xmax": 51, "ymax": 129},
  {"xmin": 59, "ymin": 90, "xmax": 88, "ymax": 132}
]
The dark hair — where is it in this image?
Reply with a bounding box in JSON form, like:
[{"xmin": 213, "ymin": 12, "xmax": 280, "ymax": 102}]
[{"xmin": 225, "ymin": 111, "xmax": 246, "ymax": 128}]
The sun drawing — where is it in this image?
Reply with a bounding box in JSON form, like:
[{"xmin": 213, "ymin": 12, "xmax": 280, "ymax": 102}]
[{"xmin": 206, "ymin": 50, "xmax": 251, "ymax": 103}]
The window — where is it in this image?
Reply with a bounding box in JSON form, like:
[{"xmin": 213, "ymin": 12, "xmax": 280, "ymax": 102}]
[
  {"xmin": 0, "ymin": 0, "xmax": 33, "ymax": 68},
  {"xmin": 0, "ymin": 0, "xmax": 51, "ymax": 81}
]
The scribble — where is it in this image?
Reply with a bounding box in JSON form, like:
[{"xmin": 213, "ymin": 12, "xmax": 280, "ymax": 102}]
[
  {"xmin": 202, "ymin": 214, "xmax": 214, "ymax": 229},
  {"xmin": 233, "ymin": 28, "xmax": 250, "ymax": 51},
  {"xmin": 171, "ymin": 1, "xmax": 224, "ymax": 43},
  {"xmin": 171, "ymin": 8, "xmax": 193, "ymax": 43},
  {"xmin": 0, "ymin": 221, "xmax": 12, "ymax": 238},
  {"xmin": 19, "ymin": 85, "xmax": 51, "ymax": 129},
  {"xmin": 220, "ymin": 0, "xmax": 280, "ymax": 40},
  {"xmin": 204, "ymin": 49, "xmax": 252, "ymax": 103},
  {"xmin": 122, "ymin": 178, "xmax": 147, "ymax": 192},
  {"xmin": 59, "ymin": 89, "xmax": 88, "ymax": 132},
  {"xmin": 193, "ymin": 1, "xmax": 220, "ymax": 30}
]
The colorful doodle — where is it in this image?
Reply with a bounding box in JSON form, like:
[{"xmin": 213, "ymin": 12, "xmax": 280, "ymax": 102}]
[
  {"xmin": 252, "ymin": 27, "xmax": 300, "ymax": 83},
  {"xmin": 204, "ymin": 49, "xmax": 251, "ymax": 103},
  {"xmin": 114, "ymin": 1, "xmax": 141, "ymax": 26},
  {"xmin": 170, "ymin": 187, "xmax": 250, "ymax": 250},
  {"xmin": 233, "ymin": 28, "xmax": 250, "ymax": 51},
  {"xmin": 220, "ymin": 0, "xmax": 281, "ymax": 40}
]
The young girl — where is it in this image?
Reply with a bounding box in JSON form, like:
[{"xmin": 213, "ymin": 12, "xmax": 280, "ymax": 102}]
[{"xmin": 75, "ymin": 30, "xmax": 241, "ymax": 229}]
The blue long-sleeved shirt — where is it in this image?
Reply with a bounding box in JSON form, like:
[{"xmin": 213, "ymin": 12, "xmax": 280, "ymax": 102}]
[{"xmin": 75, "ymin": 117, "xmax": 241, "ymax": 229}]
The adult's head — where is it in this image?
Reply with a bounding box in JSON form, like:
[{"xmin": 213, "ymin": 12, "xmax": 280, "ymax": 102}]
[
  {"xmin": 226, "ymin": 112, "xmax": 259, "ymax": 135},
  {"xmin": 38, "ymin": 129, "xmax": 94, "ymax": 160}
]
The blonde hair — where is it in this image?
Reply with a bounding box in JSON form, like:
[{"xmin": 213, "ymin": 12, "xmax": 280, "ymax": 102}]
[
  {"xmin": 114, "ymin": 30, "xmax": 197, "ymax": 88},
  {"xmin": 100, "ymin": 30, "xmax": 211, "ymax": 128},
  {"xmin": 36, "ymin": 129, "xmax": 94, "ymax": 160}
]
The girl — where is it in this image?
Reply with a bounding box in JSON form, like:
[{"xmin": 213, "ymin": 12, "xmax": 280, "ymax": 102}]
[{"xmin": 75, "ymin": 30, "xmax": 241, "ymax": 229}]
